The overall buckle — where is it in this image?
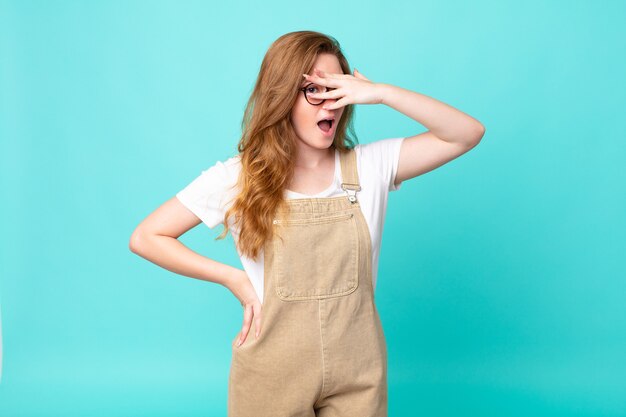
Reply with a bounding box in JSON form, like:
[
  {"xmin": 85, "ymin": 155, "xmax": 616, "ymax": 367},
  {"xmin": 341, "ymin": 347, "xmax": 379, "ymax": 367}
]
[{"xmin": 341, "ymin": 183, "xmax": 361, "ymax": 204}]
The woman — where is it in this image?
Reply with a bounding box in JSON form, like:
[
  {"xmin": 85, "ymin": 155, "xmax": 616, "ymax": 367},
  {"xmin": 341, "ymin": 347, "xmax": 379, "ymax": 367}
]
[{"xmin": 130, "ymin": 30, "xmax": 485, "ymax": 417}]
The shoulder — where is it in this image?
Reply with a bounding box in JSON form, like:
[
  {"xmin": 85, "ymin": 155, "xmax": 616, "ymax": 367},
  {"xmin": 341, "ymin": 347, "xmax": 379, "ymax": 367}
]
[
  {"xmin": 353, "ymin": 137, "xmax": 406, "ymax": 190},
  {"xmin": 355, "ymin": 137, "xmax": 405, "ymax": 156},
  {"xmin": 353, "ymin": 137, "xmax": 405, "ymax": 172},
  {"xmin": 177, "ymin": 153, "xmax": 242, "ymax": 197},
  {"xmin": 195, "ymin": 154, "xmax": 241, "ymax": 183},
  {"xmin": 175, "ymin": 154, "xmax": 242, "ymax": 229},
  {"xmin": 208, "ymin": 153, "xmax": 241, "ymax": 174}
]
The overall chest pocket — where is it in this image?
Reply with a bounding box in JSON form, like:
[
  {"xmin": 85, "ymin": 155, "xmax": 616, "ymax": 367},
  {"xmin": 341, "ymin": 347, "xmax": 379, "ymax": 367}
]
[{"xmin": 272, "ymin": 212, "xmax": 359, "ymax": 301}]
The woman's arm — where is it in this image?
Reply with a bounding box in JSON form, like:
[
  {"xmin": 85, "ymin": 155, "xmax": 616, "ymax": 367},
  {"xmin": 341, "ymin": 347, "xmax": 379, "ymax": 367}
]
[
  {"xmin": 376, "ymin": 83, "xmax": 485, "ymax": 186},
  {"xmin": 304, "ymin": 68, "xmax": 485, "ymax": 187},
  {"xmin": 129, "ymin": 197, "xmax": 238, "ymax": 285},
  {"xmin": 129, "ymin": 197, "xmax": 258, "ymax": 309},
  {"xmin": 129, "ymin": 197, "xmax": 263, "ymax": 346}
]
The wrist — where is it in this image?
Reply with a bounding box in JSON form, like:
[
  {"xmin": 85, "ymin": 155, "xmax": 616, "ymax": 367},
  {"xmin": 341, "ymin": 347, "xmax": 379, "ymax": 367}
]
[{"xmin": 375, "ymin": 83, "xmax": 392, "ymax": 105}]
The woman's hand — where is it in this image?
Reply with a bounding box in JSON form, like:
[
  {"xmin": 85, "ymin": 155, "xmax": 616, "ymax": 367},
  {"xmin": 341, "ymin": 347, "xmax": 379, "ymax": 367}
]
[
  {"xmin": 302, "ymin": 68, "xmax": 385, "ymax": 111},
  {"xmin": 224, "ymin": 268, "xmax": 262, "ymax": 348}
]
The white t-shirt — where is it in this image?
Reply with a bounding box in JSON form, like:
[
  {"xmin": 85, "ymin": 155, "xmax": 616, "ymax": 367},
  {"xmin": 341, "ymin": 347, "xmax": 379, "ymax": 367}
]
[{"xmin": 176, "ymin": 137, "xmax": 405, "ymax": 302}]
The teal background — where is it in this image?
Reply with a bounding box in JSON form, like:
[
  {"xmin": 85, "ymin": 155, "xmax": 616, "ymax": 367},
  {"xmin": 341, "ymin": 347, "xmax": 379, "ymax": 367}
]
[{"xmin": 1, "ymin": 0, "xmax": 625, "ymax": 416}]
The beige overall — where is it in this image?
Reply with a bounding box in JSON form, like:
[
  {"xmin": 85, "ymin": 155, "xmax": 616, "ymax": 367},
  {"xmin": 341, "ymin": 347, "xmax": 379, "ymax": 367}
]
[{"xmin": 228, "ymin": 147, "xmax": 388, "ymax": 417}]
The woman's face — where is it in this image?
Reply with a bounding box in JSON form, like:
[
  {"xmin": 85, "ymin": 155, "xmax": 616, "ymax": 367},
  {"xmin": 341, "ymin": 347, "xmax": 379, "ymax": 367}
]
[{"xmin": 290, "ymin": 53, "xmax": 345, "ymax": 151}]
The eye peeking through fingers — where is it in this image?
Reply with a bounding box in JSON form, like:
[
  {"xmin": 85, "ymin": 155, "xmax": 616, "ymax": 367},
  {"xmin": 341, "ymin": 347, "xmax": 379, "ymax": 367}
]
[
  {"xmin": 305, "ymin": 84, "xmax": 335, "ymax": 95},
  {"xmin": 306, "ymin": 85, "xmax": 321, "ymax": 94}
]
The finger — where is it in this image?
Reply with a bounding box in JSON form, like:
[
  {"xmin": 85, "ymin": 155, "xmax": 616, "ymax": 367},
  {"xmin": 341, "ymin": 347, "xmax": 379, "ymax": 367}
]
[
  {"xmin": 309, "ymin": 89, "xmax": 342, "ymax": 101},
  {"xmin": 238, "ymin": 305, "xmax": 252, "ymax": 346},
  {"xmin": 254, "ymin": 303, "xmax": 263, "ymax": 338},
  {"xmin": 323, "ymin": 97, "xmax": 349, "ymax": 110},
  {"xmin": 237, "ymin": 304, "xmax": 253, "ymax": 347},
  {"xmin": 353, "ymin": 68, "xmax": 369, "ymax": 81},
  {"xmin": 303, "ymin": 73, "xmax": 340, "ymax": 88},
  {"xmin": 315, "ymin": 68, "xmax": 350, "ymax": 79}
]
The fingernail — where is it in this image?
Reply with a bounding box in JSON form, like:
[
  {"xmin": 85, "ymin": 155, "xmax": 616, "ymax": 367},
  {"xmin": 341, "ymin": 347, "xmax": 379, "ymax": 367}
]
[
  {"xmin": 255, "ymin": 331, "xmax": 259, "ymax": 338},
  {"xmin": 237, "ymin": 339, "xmax": 242, "ymax": 347}
]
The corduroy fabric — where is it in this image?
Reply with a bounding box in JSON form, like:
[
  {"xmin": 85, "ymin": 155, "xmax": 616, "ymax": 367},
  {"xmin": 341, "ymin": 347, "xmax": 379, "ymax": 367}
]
[{"xmin": 228, "ymin": 147, "xmax": 388, "ymax": 417}]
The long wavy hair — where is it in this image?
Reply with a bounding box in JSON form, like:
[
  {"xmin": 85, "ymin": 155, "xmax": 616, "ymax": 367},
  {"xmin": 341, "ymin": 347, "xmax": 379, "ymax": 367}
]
[{"xmin": 216, "ymin": 31, "xmax": 358, "ymax": 261}]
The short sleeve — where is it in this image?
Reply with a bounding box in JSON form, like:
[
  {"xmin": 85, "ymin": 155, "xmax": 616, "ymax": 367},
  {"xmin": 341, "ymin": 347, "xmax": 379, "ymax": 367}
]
[
  {"xmin": 360, "ymin": 137, "xmax": 406, "ymax": 192},
  {"xmin": 175, "ymin": 156, "xmax": 241, "ymax": 229}
]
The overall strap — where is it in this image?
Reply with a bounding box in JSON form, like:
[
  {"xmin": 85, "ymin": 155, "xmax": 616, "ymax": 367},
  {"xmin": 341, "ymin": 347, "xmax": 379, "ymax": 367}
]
[{"xmin": 339, "ymin": 147, "xmax": 361, "ymax": 204}]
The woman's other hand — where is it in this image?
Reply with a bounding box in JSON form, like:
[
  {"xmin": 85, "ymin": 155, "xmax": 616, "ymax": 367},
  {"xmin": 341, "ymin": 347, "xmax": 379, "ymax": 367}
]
[{"xmin": 224, "ymin": 269, "xmax": 263, "ymax": 348}]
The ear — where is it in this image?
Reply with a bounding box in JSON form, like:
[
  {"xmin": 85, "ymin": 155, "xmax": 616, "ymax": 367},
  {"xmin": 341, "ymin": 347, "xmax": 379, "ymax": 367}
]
[{"xmin": 353, "ymin": 68, "xmax": 370, "ymax": 81}]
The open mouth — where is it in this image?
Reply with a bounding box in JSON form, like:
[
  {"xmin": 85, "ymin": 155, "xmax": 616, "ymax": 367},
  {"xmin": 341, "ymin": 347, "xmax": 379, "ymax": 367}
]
[{"xmin": 317, "ymin": 119, "xmax": 334, "ymax": 133}]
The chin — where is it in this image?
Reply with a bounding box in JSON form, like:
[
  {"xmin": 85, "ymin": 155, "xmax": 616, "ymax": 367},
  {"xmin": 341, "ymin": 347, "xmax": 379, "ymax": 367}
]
[{"xmin": 295, "ymin": 137, "xmax": 333, "ymax": 151}]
